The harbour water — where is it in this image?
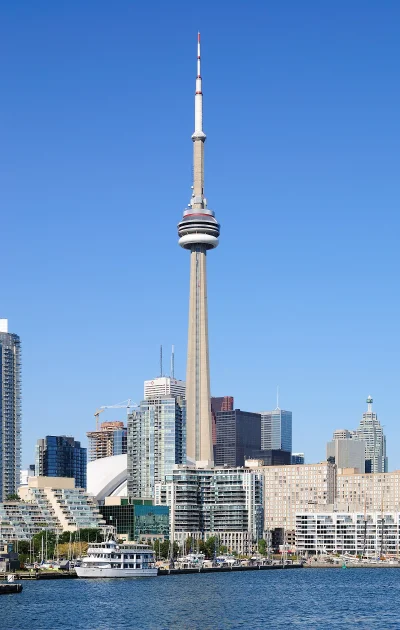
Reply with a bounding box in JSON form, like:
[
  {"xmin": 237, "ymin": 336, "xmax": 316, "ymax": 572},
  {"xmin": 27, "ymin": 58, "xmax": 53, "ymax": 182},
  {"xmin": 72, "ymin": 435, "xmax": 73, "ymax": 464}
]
[{"xmin": 2, "ymin": 569, "xmax": 399, "ymax": 629}]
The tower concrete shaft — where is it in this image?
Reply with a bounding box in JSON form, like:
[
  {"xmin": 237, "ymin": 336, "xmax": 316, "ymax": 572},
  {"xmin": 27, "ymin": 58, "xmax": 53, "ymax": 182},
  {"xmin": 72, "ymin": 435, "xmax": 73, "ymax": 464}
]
[
  {"xmin": 186, "ymin": 244, "xmax": 213, "ymax": 465},
  {"xmin": 177, "ymin": 34, "xmax": 220, "ymax": 467}
]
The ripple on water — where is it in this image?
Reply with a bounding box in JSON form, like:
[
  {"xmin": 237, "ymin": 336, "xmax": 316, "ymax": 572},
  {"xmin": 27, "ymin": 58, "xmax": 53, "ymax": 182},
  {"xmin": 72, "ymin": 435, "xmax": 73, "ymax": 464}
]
[{"xmin": 1, "ymin": 569, "xmax": 399, "ymax": 630}]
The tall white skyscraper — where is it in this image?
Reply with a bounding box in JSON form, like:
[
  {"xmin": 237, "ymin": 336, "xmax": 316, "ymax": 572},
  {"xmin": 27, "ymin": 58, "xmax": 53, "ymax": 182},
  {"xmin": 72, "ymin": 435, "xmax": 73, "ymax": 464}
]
[
  {"xmin": 355, "ymin": 396, "xmax": 388, "ymax": 473},
  {"xmin": 177, "ymin": 34, "xmax": 220, "ymax": 467},
  {"xmin": 144, "ymin": 377, "xmax": 186, "ymax": 401}
]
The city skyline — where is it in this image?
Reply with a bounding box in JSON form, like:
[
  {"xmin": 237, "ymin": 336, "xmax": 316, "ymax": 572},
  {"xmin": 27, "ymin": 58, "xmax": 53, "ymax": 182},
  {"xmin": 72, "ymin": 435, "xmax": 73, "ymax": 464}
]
[{"xmin": 1, "ymin": 2, "xmax": 399, "ymax": 468}]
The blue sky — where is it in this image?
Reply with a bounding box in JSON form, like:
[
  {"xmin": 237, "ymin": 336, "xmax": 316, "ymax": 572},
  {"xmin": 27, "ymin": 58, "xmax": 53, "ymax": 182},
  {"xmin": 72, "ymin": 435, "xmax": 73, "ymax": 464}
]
[{"xmin": 1, "ymin": 1, "xmax": 399, "ymax": 468}]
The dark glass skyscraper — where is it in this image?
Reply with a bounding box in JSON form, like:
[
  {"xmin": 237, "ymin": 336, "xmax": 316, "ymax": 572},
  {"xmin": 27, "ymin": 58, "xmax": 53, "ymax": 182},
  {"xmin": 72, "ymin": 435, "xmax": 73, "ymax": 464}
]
[
  {"xmin": 214, "ymin": 409, "xmax": 262, "ymax": 467},
  {"xmin": 35, "ymin": 436, "xmax": 87, "ymax": 489},
  {"xmin": 0, "ymin": 319, "xmax": 21, "ymax": 501}
]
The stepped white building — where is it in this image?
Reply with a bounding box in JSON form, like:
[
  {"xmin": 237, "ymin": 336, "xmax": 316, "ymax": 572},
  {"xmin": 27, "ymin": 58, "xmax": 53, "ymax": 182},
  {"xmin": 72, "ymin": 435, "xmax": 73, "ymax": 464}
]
[{"xmin": 0, "ymin": 477, "xmax": 104, "ymax": 543}]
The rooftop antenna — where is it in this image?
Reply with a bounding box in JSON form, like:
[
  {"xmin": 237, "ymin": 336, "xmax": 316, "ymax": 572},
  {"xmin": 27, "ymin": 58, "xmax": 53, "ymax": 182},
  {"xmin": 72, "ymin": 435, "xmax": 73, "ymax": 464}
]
[
  {"xmin": 276, "ymin": 385, "xmax": 280, "ymax": 409},
  {"xmin": 171, "ymin": 345, "xmax": 175, "ymax": 378},
  {"xmin": 160, "ymin": 345, "xmax": 163, "ymax": 377}
]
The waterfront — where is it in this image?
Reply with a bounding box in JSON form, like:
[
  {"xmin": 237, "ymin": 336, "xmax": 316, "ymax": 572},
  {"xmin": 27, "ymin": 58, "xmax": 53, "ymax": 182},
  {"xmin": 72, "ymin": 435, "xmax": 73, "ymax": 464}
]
[{"xmin": 2, "ymin": 569, "xmax": 400, "ymax": 629}]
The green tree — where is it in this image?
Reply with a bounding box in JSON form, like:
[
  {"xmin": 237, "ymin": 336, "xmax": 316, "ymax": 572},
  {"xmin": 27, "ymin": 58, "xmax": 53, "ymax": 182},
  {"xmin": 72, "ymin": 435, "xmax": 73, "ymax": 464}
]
[
  {"xmin": 258, "ymin": 538, "xmax": 267, "ymax": 555},
  {"xmin": 58, "ymin": 528, "xmax": 101, "ymax": 545},
  {"xmin": 153, "ymin": 540, "xmax": 180, "ymax": 559},
  {"xmin": 5, "ymin": 494, "xmax": 20, "ymax": 501}
]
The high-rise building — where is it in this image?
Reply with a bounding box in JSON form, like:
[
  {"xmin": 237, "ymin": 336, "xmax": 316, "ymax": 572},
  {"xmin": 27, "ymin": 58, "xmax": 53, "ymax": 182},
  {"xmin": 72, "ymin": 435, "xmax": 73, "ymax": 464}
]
[
  {"xmin": 262, "ymin": 461, "xmax": 337, "ymax": 531},
  {"xmin": 336, "ymin": 468, "xmax": 400, "ymax": 512},
  {"xmin": 0, "ymin": 319, "xmax": 21, "ymax": 501},
  {"xmin": 261, "ymin": 408, "xmax": 292, "ymax": 454},
  {"xmin": 214, "ymin": 409, "xmax": 261, "ymax": 467},
  {"xmin": 127, "ymin": 397, "xmax": 186, "ymax": 499},
  {"xmin": 354, "ymin": 396, "xmax": 388, "ymax": 473},
  {"xmin": 155, "ymin": 465, "xmax": 264, "ymax": 555},
  {"xmin": 211, "ymin": 396, "xmax": 234, "ymax": 446},
  {"xmin": 291, "ymin": 453, "xmax": 305, "ymax": 465},
  {"xmin": 144, "ymin": 377, "xmax": 186, "ymax": 401},
  {"xmin": 35, "ymin": 436, "xmax": 87, "ymax": 489},
  {"xmin": 327, "ymin": 437, "xmax": 366, "ymax": 472},
  {"xmin": 177, "ymin": 34, "xmax": 220, "ymax": 467},
  {"xmin": 87, "ymin": 421, "xmax": 127, "ymax": 462},
  {"xmin": 333, "ymin": 429, "xmax": 355, "ymax": 440}
]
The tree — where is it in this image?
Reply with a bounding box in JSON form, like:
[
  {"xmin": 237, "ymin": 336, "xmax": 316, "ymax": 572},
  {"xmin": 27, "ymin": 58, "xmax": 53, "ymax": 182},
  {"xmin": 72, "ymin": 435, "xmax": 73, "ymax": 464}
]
[
  {"xmin": 153, "ymin": 540, "xmax": 179, "ymax": 559},
  {"xmin": 258, "ymin": 539, "xmax": 267, "ymax": 556},
  {"xmin": 5, "ymin": 494, "xmax": 20, "ymax": 501},
  {"xmin": 58, "ymin": 528, "xmax": 101, "ymax": 545}
]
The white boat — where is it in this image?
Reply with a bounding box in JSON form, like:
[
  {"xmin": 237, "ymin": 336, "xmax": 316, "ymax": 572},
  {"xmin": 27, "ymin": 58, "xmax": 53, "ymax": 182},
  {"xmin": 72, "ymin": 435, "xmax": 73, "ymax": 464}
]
[{"xmin": 75, "ymin": 538, "xmax": 158, "ymax": 578}]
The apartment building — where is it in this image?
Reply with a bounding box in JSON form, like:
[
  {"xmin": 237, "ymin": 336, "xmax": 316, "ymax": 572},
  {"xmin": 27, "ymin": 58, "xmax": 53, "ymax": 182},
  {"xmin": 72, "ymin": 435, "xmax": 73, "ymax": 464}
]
[
  {"xmin": 262, "ymin": 462, "xmax": 336, "ymax": 531},
  {"xmin": 337, "ymin": 468, "xmax": 400, "ymax": 512},
  {"xmin": 0, "ymin": 477, "xmax": 104, "ymax": 543},
  {"xmin": 296, "ymin": 512, "xmax": 400, "ymax": 555},
  {"xmin": 155, "ymin": 465, "xmax": 264, "ymax": 555}
]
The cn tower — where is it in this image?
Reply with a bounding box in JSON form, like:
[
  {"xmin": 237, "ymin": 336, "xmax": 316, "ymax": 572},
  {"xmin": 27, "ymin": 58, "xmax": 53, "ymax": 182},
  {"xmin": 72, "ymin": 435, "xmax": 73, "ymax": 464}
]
[{"xmin": 178, "ymin": 33, "xmax": 220, "ymax": 467}]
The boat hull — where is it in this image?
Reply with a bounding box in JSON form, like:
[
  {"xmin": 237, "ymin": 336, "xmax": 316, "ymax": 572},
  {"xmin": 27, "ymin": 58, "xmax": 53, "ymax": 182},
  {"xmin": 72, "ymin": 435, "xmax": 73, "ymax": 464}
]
[{"xmin": 75, "ymin": 567, "xmax": 158, "ymax": 579}]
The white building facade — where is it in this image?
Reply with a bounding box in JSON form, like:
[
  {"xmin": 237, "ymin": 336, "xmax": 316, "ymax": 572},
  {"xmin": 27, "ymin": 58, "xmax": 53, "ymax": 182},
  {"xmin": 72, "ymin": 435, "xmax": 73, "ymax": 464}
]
[
  {"xmin": 144, "ymin": 377, "xmax": 186, "ymax": 401},
  {"xmin": 296, "ymin": 511, "xmax": 400, "ymax": 556},
  {"xmin": 155, "ymin": 465, "xmax": 263, "ymax": 555},
  {"xmin": 0, "ymin": 477, "xmax": 104, "ymax": 543}
]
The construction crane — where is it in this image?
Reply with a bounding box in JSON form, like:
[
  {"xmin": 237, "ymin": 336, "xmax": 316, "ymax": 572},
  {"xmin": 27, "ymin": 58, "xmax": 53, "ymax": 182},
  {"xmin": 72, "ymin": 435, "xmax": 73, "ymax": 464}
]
[
  {"xmin": 93, "ymin": 399, "xmax": 138, "ymax": 431},
  {"xmin": 94, "ymin": 409, "xmax": 105, "ymax": 431}
]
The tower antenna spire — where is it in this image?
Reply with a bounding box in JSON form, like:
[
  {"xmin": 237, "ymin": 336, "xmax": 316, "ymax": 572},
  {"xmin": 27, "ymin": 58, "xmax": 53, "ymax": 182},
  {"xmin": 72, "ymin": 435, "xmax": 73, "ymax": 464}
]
[
  {"xmin": 160, "ymin": 344, "xmax": 163, "ymax": 377},
  {"xmin": 171, "ymin": 345, "xmax": 175, "ymax": 378}
]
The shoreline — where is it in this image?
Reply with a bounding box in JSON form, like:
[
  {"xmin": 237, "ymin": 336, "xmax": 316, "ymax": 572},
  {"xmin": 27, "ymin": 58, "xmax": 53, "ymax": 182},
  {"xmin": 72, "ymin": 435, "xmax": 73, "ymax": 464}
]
[{"xmin": 3, "ymin": 561, "xmax": 400, "ymax": 580}]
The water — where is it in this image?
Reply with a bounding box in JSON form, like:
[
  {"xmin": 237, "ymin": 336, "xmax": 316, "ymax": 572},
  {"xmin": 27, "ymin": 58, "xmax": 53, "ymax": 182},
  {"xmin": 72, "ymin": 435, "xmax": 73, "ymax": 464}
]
[{"xmin": 2, "ymin": 569, "xmax": 399, "ymax": 629}]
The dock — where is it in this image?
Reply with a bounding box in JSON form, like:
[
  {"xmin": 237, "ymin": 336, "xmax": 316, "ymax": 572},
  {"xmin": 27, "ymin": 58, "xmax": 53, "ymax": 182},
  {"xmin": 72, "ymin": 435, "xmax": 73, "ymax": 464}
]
[
  {"xmin": 0, "ymin": 583, "xmax": 23, "ymax": 594},
  {"xmin": 158, "ymin": 563, "xmax": 303, "ymax": 575}
]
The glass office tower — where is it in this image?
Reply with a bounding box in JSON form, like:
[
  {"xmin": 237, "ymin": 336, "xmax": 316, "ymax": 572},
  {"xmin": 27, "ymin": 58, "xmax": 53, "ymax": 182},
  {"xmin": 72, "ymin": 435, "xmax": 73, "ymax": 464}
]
[
  {"xmin": 127, "ymin": 397, "xmax": 186, "ymax": 499},
  {"xmin": 261, "ymin": 408, "xmax": 292, "ymax": 454},
  {"xmin": 0, "ymin": 319, "xmax": 21, "ymax": 501},
  {"xmin": 35, "ymin": 436, "xmax": 87, "ymax": 489}
]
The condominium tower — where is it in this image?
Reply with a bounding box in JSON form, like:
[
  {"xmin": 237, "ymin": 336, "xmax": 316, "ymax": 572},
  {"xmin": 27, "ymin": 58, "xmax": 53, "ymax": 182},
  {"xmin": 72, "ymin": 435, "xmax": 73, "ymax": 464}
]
[
  {"xmin": 0, "ymin": 319, "xmax": 21, "ymax": 501},
  {"xmin": 35, "ymin": 436, "xmax": 87, "ymax": 489},
  {"xmin": 127, "ymin": 385, "xmax": 186, "ymax": 499},
  {"xmin": 177, "ymin": 34, "xmax": 220, "ymax": 467}
]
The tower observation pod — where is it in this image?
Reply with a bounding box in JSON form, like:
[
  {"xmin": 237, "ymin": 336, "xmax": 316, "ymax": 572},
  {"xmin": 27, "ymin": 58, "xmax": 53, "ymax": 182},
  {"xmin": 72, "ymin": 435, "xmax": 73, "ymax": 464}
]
[{"xmin": 177, "ymin": 33, "xmax": 220, "ymax": 467}]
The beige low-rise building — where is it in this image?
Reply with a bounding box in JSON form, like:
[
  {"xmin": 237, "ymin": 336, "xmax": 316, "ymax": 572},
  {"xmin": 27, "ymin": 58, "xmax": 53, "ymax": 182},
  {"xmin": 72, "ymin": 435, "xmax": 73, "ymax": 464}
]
[
  {"xmin": 262, "ymin": 462, "xmax": 337, "ymax": 532},
  {"xmin": 337, "ymin": 468, "xmax": 400, "ymax": 512}
]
